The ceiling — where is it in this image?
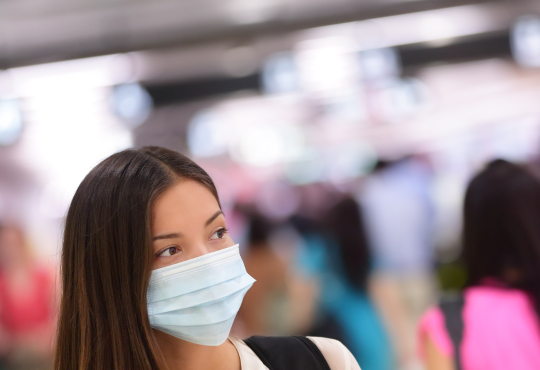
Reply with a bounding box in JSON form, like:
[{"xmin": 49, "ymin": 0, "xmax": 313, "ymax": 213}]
[{"xmin": 0, "ymin": 0, "xmax": 522, "ymax": 69}]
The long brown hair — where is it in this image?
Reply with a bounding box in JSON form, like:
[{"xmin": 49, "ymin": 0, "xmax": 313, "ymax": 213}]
[{"xmin": 54, "ymin": 146, "xmax": 221, "ymax": 370}]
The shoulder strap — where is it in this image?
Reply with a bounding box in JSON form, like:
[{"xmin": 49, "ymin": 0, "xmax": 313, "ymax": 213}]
[
  {"xmin": 439, "ymin": 295, "xmax": 465, "ymax": 370},
  {"xmin": 243, "ymin": 336, "xmax": 331, "ymax": 370}
]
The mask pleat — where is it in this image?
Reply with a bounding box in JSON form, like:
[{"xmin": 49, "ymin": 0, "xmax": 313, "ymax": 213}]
[{"xmin": 150, "ymin": 274, "xmax": 255, "ymax": 313}]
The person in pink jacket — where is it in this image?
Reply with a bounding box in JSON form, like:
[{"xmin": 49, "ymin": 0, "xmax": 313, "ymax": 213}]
[{"xmin": 418, "ymin": 159, "xmax": 540, "ymax": 370}]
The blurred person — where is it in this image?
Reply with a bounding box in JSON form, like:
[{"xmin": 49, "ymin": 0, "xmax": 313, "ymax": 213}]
[
  {"xmin": 418, "ymin": 159, "xmax": 540, "ymax": 370},
  {"xmin": 234, "ymin": 211, "xmax": 319, "ymax": 338},
  {"xmin": 358, "ymin": 157, "xmax": 436, "ymax": 370},
  {"xmin": 294, "ymin": 197, "xmax": 394, "ymax": 370},
  {"xmin": 0, "ymin": 224, "xmax": 57, "ymax": 370},
  {"xmin": 54, "ymin": 146, "xmax": 360, "ymax": 370},
  {"xmin": 234, "ymin": 212, "xmax": 288, "ymax": 336},
  {"xmin": 360, "ymin": 158, "xmax": 435, "ymax": 273}
]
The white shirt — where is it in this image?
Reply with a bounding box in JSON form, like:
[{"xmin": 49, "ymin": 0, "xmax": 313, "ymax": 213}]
[
  {"xmin": 359, "ymin": 160, "xmax": 433, "ymax": 273},
  {"xmin": 229, "ymin": 336, "xmax": 361, "ymax": 370}
]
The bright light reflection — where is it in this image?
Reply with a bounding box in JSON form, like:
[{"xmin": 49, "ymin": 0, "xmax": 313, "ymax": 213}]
[
  {"xmin": 0, "ymin": 99, "xmax": 23, "ymax": 146},
  {"xmin": 512, "ymin": 15, "xmax": 540, "ymax": 68},
  {"xmin": 230, "ymin": 124, "xmax": 305, "ymax": 167},
  {"xmin": 4, "ymin": 54, "xmax": 134, "ymax": 220},
  {"xmin": 188, "ymin": 110, "xmax": 230, "ymax": 158},
  {"xmin": 300, "ymin": 4, "xmax": 500, "ymax": 51}
]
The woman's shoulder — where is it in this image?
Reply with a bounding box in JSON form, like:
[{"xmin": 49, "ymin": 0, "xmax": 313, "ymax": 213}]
[
  {"xmin": 307, "ymin": 337, "xmax": 361, "ymax": 370},
  {"xmin": 232, "ymin": 336, "xmax": 360, "ymax": 370}
]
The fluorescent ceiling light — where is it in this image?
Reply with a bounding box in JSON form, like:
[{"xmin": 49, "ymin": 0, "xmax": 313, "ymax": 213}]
[{"xmin": 299, "ymin": 4, "xmax": 506, "ymax": 50}]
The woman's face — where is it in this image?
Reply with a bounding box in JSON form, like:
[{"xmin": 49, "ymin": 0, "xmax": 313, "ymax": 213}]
[{"xmin": 151, "ymin": 180, "xmax": 234, "ymax": 270}]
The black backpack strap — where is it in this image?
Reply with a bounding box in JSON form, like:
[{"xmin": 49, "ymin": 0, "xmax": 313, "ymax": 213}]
[
  {"xmin": 243, "ymin": 336, "xmax": 331, "ymax": 370},
  {"xmin": 439, "ymin": 295, "xmax": 465, "ymax": 370}
]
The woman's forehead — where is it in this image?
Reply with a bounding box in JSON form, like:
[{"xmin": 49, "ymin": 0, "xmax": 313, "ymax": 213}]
[{"xmin": 152, "ymin": 181, "xmax": 221, "ymax": 229}]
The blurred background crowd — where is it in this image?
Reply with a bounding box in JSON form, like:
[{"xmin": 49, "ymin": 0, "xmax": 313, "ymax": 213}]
[{"xmin": 2, "ymin": 0, "xmax": 540, "ymax": 369}]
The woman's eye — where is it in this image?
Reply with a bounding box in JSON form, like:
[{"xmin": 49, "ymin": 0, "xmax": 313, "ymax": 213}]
[
  {"xmin": 210, "ymin": 227, "xmax": 228, "ymax": 240},
  {"xmin": 158, "ymin": 246, "xmax": 181, "ymax": 257}
]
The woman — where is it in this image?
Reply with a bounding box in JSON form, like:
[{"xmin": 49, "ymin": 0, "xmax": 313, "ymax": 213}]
[
  {"xmin": 418, "ymin": 159, "xmax": 540, "ymax": 370},
  {"xmin": 54, "ymin": 146, "xmax": 359, "ymax": 370}
]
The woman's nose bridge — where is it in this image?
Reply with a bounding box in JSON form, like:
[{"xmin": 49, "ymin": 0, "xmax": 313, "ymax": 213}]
[{"xmin": 191, "ymin": 243, "xmax": 212, "ymax": 258}]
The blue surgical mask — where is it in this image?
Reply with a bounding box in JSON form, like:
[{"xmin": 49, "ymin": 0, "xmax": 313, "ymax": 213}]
[{"xmin": 147, "ymin": 244, "xmax": 255, "ymax": 346}]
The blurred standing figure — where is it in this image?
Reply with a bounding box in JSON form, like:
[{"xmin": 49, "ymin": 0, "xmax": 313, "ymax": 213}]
[
  {"xmin": 360, "ymin": 158, "xmax": 434, "ymax": 273},
  {"xmin": 0, "ymin": 225, "xmax": 57, "ymax": 370},
  {"xmin": 419, "ymin": 159, "xmax": 540, "ymax": 370},
  {"xmin": 234, "ymin": 211, "xmax": 318, "ymax": 338},
  {"xmin": 358, "ymin": 157, "xmax": 436, "ymax": 370},
  {"xmin": 234, "ymin": 213, "xmax": 289, "ymax": 336},
  {"xmin": 297, "ymin": 198, "xmax": 394, "ymax": 370}
]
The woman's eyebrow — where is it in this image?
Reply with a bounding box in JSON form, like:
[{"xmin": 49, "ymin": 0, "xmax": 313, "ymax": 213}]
[
  {"xmin": 152, "ymin": 211, "xmax": 223, "ymax": 241},
  {"xmin": 205, "ymin": 210, "xmax": 224, "ymax": 227},
  {"xmin": 152, "ymin": 232, "xmax": 183, "ymax": 241}
]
